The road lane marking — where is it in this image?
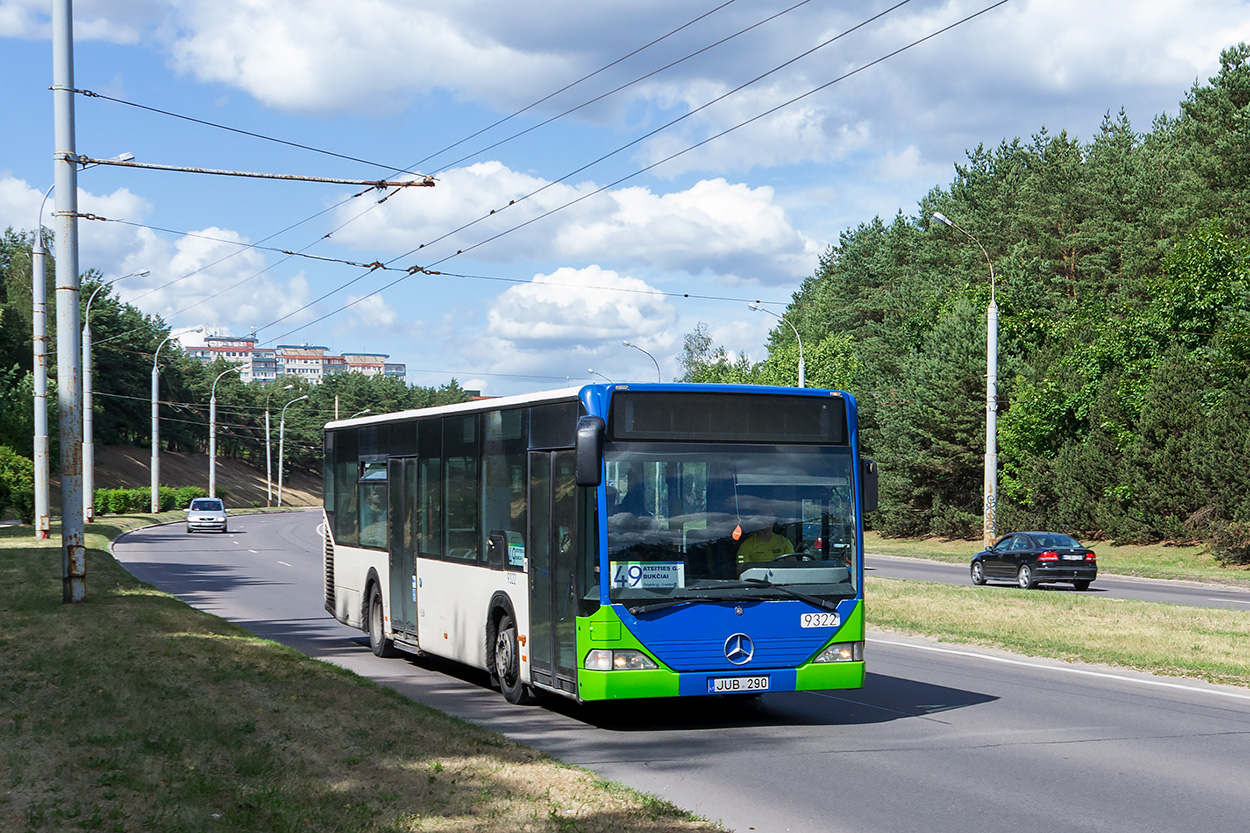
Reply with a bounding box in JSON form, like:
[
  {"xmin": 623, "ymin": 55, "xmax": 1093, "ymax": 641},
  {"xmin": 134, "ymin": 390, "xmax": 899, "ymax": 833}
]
[
  {"xmin": 871, "ymin": 636, "xmax": 1250, "ymax": 703},
  {"xmin": 278, "ymin": 560, "xmax": 292, "ymax": 567}
]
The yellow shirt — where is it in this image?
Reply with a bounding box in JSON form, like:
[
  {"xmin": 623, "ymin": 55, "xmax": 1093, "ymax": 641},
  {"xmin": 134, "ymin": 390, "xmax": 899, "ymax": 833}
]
[{"xmin": 737, "ymin": 531, "xmax": 794, "ymax": 563}]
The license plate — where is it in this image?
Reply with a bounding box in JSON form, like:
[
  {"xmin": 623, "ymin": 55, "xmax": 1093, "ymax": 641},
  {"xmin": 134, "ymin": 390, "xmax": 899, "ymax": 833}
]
[
  {"xmin": 708, "ymin": 675, "xmax": 769, "ymax": 693},
  {"xmin": 1062, "ymin": 554, "xmax": 1083, "ymax": 560},
  {"xmin": 800, "ymin": 612, "xmax": 840, "ymax": 628}
]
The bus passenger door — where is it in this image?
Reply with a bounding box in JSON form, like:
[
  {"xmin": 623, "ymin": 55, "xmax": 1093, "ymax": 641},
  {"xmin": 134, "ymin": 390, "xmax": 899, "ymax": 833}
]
[
  {"xmin": 528, "ymin": 451, "xmax": 579, "ymax": 695},
  {"xmin": 388, "ymin": 457, "xmax": 418, "ymax": 640}
]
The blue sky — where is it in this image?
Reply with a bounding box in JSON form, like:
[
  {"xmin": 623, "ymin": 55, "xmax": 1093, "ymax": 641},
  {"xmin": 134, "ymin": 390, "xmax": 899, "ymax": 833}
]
[{"xmin": 3, "ymin": 0, "xmax": 1248, "ymax": 395}]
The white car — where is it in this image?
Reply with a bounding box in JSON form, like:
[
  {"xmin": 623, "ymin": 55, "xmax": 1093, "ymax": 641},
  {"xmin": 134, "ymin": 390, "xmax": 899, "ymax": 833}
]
[{"xmin": 186, "ymin": 497, "xmax": 228, "ymax": 533}]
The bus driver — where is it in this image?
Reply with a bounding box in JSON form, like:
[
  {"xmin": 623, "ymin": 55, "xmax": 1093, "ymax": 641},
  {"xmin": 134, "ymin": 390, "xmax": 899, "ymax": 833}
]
[{"xmin": 737, "ymin": 515, "xmax": 794, "ymax": 565}]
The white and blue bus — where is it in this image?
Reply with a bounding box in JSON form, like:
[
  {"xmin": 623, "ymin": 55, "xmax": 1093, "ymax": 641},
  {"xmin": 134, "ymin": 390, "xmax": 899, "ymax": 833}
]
[{"xmin": 323, "ymin": 383, "xmax": 876, "ymax": 704}]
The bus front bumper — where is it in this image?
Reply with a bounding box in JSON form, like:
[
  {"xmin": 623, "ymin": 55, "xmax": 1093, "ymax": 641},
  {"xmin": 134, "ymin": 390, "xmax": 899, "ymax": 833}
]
[{"xmin": 576, "ymin": 660, "xmax": 865, "ymax": 701}]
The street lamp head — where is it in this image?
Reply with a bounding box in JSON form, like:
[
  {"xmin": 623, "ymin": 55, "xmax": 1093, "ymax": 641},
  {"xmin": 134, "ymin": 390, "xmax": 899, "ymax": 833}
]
[{"xmin": 932, "ymin": 211, "xmax": 953, "ymax": 227}]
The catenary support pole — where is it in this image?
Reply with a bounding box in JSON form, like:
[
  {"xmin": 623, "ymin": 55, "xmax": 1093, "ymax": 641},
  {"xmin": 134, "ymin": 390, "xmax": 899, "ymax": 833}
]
[{"xmin": 53, "ymin": 0, "xmax": 85, "ymax": 602}]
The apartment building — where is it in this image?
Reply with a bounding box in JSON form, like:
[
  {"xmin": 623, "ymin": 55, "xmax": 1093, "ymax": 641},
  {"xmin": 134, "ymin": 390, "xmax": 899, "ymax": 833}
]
[{"xmin": 185, "ymin": 334, "xmax": 405, "ymax": 385}]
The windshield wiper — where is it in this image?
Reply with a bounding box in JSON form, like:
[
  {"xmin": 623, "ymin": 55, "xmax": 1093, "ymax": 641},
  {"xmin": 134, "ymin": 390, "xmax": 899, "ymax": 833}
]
[
  {"xmin": 714, "ymin": 578, "xmax": 841, "ymax": 612},
  {"xmin": 626, "ymin": 595, "xmax": 755, "ymax": 616}
]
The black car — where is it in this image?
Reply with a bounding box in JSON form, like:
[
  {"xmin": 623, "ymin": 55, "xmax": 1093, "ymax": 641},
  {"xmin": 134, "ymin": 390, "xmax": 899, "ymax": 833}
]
[{"xmin": 971, "ymin": 531, "xmax": 1097, "ymax": 590}]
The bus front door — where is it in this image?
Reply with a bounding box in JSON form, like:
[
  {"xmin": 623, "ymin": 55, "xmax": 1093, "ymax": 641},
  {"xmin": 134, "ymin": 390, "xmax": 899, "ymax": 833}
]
[
  {"xmin": 388, "ymin": 457, "xmax": 418, "ymax": 641},
  {"xmin": 528, "ymin": 450, "xmax": 579, "ymax": 696}
]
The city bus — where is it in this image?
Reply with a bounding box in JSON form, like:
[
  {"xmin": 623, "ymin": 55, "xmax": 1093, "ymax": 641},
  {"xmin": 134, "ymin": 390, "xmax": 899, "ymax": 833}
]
[{"xmin": 322, "ymin": 383, "xmax": 876, "ymax": 704}]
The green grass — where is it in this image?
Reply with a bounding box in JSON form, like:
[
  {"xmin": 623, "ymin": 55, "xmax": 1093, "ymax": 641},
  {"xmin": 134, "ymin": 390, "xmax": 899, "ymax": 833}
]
[
  {"xmin": 0, "ymin": 518, "xmax": 719, "ymax": 833},
  {"xmin": 864, "ymin": 531, "xmax": 1250, "ymax": 586},
  {"xmin": 867, "ymin": 576, "xmax": 1250, "ymax": 688}
]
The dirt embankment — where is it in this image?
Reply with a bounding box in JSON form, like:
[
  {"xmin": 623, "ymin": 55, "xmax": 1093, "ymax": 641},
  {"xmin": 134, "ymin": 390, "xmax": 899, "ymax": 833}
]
[{"xmin": 63, "ymin": 445, "xmax": 322, "ymax": 510}]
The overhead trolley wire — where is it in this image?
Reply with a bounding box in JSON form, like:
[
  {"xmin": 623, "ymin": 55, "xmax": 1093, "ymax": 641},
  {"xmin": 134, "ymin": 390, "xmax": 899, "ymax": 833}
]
[
  {"xmin": 257, "ymin": 1, "xmax": 925, "ymax": 342},
  {"xmin": 413, "ymin": 0, "xmax": 746, "ymax": 172},
  {"xmin": 425, "ymin": 0, "xmax": 818, "ymax": 177},
  {"xmin": 267, "ymin": 0, "xmax": 1016, "ymax": 344},
  {"xmin": 78, "ymin": 0, "xmax": 805, "ymax": 337}
]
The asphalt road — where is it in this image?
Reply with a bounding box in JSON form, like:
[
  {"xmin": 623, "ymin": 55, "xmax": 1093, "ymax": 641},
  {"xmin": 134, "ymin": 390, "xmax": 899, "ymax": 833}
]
[
  {"xmin": 114, "ymin": 512, "xmax": 1250, "ymax": 833},
  {"xmin": 867, "ymin": 553, "xmax": 1250, "ymax": 610}
]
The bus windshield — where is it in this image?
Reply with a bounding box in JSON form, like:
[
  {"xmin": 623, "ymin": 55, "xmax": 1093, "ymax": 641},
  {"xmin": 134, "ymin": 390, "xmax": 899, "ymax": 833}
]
[{"xmin": 603, "ymin": 442, "xmax": 858, "ymax": 607}]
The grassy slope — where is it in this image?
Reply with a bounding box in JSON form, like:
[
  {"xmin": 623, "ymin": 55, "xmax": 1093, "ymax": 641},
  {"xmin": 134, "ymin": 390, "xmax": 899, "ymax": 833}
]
[{"xmin": 0, "ymin": 518, "xmax": 718, "ymax": 833}]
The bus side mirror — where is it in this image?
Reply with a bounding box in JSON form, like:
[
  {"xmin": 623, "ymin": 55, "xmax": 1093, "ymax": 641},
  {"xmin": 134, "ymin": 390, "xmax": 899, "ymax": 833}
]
[
  {"xmin": 860, "ymin": 457, "xmax": 878, "ymax": 514},
  {"xmin": 575, "ymin": 416, "xmax": 605, "ymax": 487},
  {"xmin": 486, "ymin": 530, "xmax": 506, "ymax": 570}
]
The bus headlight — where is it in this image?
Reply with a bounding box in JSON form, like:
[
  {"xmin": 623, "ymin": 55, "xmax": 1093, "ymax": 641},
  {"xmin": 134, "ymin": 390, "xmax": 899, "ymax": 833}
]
[
  {"xmin": 585, "ymin": 649, "xmax": 658, "ymax": 671},
  {"xmin": 814, "ymin": 641, "xmax": 863, "ymax": 663}
]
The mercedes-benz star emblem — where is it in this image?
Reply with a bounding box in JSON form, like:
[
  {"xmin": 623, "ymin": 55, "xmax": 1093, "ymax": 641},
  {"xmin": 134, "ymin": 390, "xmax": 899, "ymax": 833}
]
[{"xmin": 724, "ymin": 633, "xmax": 754, "ymax": 665}]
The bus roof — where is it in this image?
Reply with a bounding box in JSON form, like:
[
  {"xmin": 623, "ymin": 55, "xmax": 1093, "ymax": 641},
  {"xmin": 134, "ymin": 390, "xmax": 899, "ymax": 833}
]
[{"xmin": 322, "ymin": 383, "xmax": 848, "ymax": 430}]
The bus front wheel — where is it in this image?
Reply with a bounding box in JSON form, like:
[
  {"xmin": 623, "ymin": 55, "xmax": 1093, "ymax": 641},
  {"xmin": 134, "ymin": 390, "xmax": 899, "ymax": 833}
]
[
  {"xmin": 494, "ymin": 612, "xmax": 533, "ymax": 705},
  {"xmin": 368, "ymin": 584, "xmax": 397, "ymax": 658}
]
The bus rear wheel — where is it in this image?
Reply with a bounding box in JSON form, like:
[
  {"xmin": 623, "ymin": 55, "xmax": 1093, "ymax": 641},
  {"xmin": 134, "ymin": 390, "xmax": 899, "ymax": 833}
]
[{"xmin": 493, "ymin": 613, "xmax": 533, "ymax": 705}]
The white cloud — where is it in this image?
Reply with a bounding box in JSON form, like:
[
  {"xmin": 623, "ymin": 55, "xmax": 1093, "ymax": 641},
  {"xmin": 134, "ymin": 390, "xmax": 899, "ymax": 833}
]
[
  {"xmin": 163, "ymin": 0, "xmax": 576, "ymax": 114},
  {"xmin": 456, "ymin": 265, "xmax": 678, "ymax": 381},
  {"xmin": 0, "ymin": 0, "xmax": 162, "ymax": 41},
  {"xmin": 111, "ymin": 228, "xmax": 316, "ymax": 338},
  {"xmin": 343, "ymin": 292, "xmax": 399, "ymax": 330},
  {"xmin": 0, "ymin": 174, "xmax": 161, "ymax": 279},
  {"xmin": 333, "ymin": 163, "xmax": 821, "ymax": 286},
  {"xmin": 486, "ymin": 265, "xmax": 674, "ymax": 344}
]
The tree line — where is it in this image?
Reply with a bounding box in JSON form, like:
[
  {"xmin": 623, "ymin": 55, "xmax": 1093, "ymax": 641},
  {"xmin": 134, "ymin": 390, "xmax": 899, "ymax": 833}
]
[
  {"xmin": 0, "ymin": 228, "xmax": 469, "ymax": 521},
  {"xmin": 681, "ymin": 44, "xmax": 1250, "ymax": 564}
]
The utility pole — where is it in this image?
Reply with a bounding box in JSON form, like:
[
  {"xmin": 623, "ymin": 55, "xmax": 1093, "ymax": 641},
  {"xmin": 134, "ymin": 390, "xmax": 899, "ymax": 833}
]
[
  {"xmin": 209, "ymin": 366, "xmax": 243, "ymax": 497},
  {"xmin": 933, "ymin": 211, "xmax": 998, "ymax": 548},
  {"xmin": 52, "ymin": 0, "xmax": 85, "ymax": 602}
]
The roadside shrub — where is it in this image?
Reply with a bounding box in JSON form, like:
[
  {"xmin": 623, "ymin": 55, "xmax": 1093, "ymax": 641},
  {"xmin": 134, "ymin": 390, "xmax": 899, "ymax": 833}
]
[
  {"xmin": 93, "ymin": 489, "xmax": 116, "ymax": 515},
  {"xmin": 1209, "ymin": 520, "xmax": 1250, "ymax": 566},
  {"xmin": 92, "ymin": 486, "xmax": 216, "ymax": 515},
  {"xmin": 172, "ymin": 486, "xmax": 208, "ymax": 509},
  {"xmin": 0, "ymin": 445, "xmax": 35, "ymax": 524}
]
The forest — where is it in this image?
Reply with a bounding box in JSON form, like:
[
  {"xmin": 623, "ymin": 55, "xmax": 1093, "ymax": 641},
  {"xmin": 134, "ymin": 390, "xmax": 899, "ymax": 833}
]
[{"xmin": 680, "ymin": 44, "xmax": 1250, "ymax": 563}]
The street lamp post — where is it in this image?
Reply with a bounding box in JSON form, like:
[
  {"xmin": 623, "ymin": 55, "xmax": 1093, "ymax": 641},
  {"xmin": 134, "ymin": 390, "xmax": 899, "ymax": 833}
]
[
  {"xmin": 277, "ymin": 394, "xmax": 308, "ymax": 507},
  {"xmin": 748, "ymin": 303, "xmax": 805, "ymax": 387},
  {"xmin": 587, "ymin": 368, "xmax": 614, "ymax": 383},
  {"xmin": 83, "ymin": 270, "xmax": 148, "ymax": 521},
  {"xmin": 265, "ymin": 384, "xmax": 294, "ymax": 506},
  {"xmin": 209, "ymin": 366, "xmax": 244, "ymax": 497},
  {"xmin": 622, "ymin": 340, "xmax": 661, "ymax": 382},
  {"xmin": 30, "ymin": 186, "xmax": 54, "ymax": 539},
  {"xmin": 349, "ymin": 408, "xmax": 372, "ymax": 419},
  {"xmin": 151, "ymin": 328, "xmax": 202, "ymax": 513},
  {"xmin": 932, "ymin": 210, "xmax": 998, "ymax": 548}
]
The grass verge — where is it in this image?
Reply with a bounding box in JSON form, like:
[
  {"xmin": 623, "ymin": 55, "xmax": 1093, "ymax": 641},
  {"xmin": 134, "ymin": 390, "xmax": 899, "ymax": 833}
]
[
  {"xmin": 864, "ymin": 531, "xmax": 1250, "ymax": 586},
  {"xmin": 0, "ymin": 518, "xmax": 718, "ymax": 833},
  {"xmin": 867, "ymin": 576, "xmax": 1250, "ymax": 688}
]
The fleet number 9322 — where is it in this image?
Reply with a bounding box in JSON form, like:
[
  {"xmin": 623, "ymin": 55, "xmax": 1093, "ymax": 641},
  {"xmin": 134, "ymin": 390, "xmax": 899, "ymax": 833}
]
[{"xmin": 800, "ymin": 611, "xmax": 840, "ymax": 628}]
